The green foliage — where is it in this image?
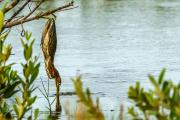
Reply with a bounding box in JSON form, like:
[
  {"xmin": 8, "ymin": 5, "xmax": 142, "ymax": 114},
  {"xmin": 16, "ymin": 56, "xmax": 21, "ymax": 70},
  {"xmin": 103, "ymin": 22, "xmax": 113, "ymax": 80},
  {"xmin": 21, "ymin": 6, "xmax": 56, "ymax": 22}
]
[
  {"xmin": 13, "ymin": 32, "xmax": 40, "ymax": 120},
  {"xmin": 0, "ymin": 30, "xmax": 40, "ymax": 120},
  {"xmin": 128, "ymin": 69, "xmax": 180, "ymax": 120},
  {"xmin": 0, "ymin": 10, "xmax": 3, "ymax": 32},
  {"xmin": 72, "ymin": 76, "xmax": 105, "ymax": 120},
  {"xmin": 0, "ymin": 30, "xmax": 20, "ymax": 119}
]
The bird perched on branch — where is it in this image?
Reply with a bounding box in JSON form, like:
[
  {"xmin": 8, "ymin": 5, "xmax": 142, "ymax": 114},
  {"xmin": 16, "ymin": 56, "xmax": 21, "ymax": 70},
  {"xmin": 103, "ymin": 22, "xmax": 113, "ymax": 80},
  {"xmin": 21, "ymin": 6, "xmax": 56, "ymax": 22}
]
[{"xmin": 41, "ymin": 18, "xmax": 61, "ymax": 111}]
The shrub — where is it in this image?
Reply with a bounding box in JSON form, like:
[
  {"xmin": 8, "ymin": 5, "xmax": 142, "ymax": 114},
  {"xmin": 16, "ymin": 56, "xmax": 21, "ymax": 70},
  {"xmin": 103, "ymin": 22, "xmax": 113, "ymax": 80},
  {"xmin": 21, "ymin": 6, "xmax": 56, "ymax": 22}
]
[
  {"xmin": 128, "ymin": 69, "xmax": 180, "ymax": 120},
  {"xmin": 13, "ymin": 32, "xmax": 40, "ymax": 120},
  {"xmin": 0, "ymin": 25, "xmax": 39, "ymax": 120},
  {"xmin": 0, "ymin": 30, "xmax": 20, "ymax": 119}
]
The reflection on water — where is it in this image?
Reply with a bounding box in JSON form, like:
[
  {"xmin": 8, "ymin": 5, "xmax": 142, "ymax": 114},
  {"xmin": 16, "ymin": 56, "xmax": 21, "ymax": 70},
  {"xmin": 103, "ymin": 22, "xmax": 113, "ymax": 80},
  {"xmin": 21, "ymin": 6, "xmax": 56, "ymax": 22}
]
[{"xmin": 8, "ymin": 0, "xmax": 180, "ymax": 119}]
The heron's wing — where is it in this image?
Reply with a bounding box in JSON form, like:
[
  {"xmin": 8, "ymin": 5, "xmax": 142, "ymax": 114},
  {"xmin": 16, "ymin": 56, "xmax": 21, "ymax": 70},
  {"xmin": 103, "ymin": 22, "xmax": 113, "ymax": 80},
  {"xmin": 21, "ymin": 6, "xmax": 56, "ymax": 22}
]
[
  {"xmin": 41, "ymin": 20, "xmax": 51, "ymax": 46},
  {"xmin": 41, "ymin": 19, "xmax": 58, "ymax": 79},
  {"xmin": 41, "ymin": 20, "xmax": 49, "ymax": 59},
  {"xmin": 48, "ymin": 19, "xmax": 57, "ymax": 62}
]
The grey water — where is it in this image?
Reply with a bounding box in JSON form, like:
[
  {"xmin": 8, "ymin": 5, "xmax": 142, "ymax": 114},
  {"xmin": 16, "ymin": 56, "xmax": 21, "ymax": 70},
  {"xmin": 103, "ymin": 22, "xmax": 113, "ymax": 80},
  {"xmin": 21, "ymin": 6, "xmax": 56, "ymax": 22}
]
[{"xmin": 8, "ymin": 0, "xmax": 180, "ymax": 119}]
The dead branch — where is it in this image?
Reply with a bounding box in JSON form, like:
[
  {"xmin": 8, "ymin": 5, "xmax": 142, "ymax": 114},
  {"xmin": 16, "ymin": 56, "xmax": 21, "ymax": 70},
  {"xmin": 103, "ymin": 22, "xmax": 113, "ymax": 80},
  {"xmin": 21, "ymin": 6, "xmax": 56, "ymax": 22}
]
[
  {"xmin": 4, "ymin": 0, "xmax": 20, "ymax": 13},
  {"xmin": 2, "ymin": 1, "xmax": 74, "ymax": 30},
  {"xmin": 23, "ymin": 0, "xmax": 43, "ymax": 20},
  {"xmin": 6, "ymin": 0, "xmax": 32, "ymax": 24}
]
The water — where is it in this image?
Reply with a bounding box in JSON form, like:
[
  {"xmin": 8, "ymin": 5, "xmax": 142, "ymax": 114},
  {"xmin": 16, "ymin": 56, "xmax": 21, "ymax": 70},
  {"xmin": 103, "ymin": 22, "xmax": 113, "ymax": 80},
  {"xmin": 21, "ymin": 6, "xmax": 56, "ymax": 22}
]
[{"xmin": 7, "ymin": 0, "xmax": 180, "ymax": 119}]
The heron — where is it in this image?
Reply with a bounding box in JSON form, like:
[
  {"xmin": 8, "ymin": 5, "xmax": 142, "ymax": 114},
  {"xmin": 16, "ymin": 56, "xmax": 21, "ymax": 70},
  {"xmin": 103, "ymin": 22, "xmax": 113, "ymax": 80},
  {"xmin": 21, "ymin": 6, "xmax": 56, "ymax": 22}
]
[{"xmin": 41, "ymin": 18, "xmax": 61, "ymax": 111}]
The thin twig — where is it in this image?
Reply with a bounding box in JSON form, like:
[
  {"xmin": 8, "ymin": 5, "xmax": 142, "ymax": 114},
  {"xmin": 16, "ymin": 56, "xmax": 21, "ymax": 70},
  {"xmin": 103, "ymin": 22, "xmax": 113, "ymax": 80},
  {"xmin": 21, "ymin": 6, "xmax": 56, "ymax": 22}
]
[
  {"xmin": 4, "ymin": 0, "xmax": 20, "ymax": 13},
  {"xmin": 40, "ymin": 78, "xmax": 48, "ymax": 97},
  {"xmin": 23, "ymin": 0, "xmax": 44, "ymax": 20},
  {"xmin": 51, "ymin": 97, "xmax": 56, "ymax": 106},
  {"xmin": 5, "ymin": 15, "xmax": 24, "ymax": 22},
  {"xmin": 38, "ymin": 78, "xmax": 52, "ymax": 113},
  {"xmin": 6, "ymin": 0, "xmax": 31, "ymax": 24},
  {"xmin": 58, "ymin": 6, "xmax": 78, "ymax": 12}
]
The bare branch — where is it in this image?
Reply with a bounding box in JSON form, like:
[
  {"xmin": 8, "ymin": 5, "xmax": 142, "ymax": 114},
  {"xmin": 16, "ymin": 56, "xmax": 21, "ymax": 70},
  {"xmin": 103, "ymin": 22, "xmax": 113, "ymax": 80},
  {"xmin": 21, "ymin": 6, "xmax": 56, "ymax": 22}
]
[
  {"xmin": 23, "ymin": 0, "xmax": 44, "ymax": 20},
  {"xmin": 3, "ymin": 1, "xmax": 74, "ymax": 29},
  {"xmin": 58, "ymin": 6, "xmax": 78, "ymax": 12},
  {"xmin": 6, "ymin": 0, "xmax": 31, "ymax": 24}
]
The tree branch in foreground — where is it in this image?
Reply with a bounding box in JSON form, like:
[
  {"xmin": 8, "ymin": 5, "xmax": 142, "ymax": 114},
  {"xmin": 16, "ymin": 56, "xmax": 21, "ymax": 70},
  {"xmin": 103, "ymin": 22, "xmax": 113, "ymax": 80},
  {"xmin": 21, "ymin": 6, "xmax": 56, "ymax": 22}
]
[
  {"xmin": 2, "ymin": 1, "xmax": 74, "ymax": 30},
  {"xmin": 4, "ymin": 0, "xmax": 20, "ymax": 13},
  {"xmin": 5, "ymin": 0, "xmax": 32, "ymax": 24}
]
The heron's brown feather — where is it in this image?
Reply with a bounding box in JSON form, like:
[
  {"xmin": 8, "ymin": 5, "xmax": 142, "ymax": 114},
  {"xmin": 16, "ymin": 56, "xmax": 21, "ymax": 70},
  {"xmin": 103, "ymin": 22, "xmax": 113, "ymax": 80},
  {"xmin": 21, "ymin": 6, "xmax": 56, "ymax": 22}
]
[{"xmin": 41, "ymin": 18, "xmax": 58, "ymax": 79}]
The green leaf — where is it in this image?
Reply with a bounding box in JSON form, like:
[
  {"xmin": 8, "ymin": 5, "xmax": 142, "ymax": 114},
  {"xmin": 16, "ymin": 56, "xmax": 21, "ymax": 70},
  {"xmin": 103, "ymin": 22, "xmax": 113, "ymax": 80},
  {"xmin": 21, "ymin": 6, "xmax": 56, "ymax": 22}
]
[
  {"xmin": 3, "ymin": 44, "xmax": 12, "ymax": 61},
  {"xmin": 15, "ymin": 97, "xmax": 22, "ymax": 105},
  {"xmin": 0, "ymin": 10, "xmax": 4, "ymax": 32},
  {"xmin": 13, "ymin": 104, "xmax": 18, "ymax": 116},
  {"xmin": 0, "ymin": 53, "xmax": 6, "ymax": 62},
  {"xmin": 25, "ymin": 32, "xmax": 32, "ymax": 41},
  {"xmin": 148, "ymin": 75, "xmax": 158, "ymax": 88},
  {"xmin": 27, "ymin": 116, "xmax": 32, "ymax": 120},
  {"xmin": 28, "ymin": 96, "xmax": 37, "ymax": 106},
  {"xmin": 4, "ymin": 90, "xmax": 19, "ymax": 99},
  {"xmin": 144, "ymin": 93, "xmax": 152, "ymax": 105},
  {"xmin": 21, "ymin": 38, "xmax": 25, "ymax": 48},
  {"xmin": 34, "ymin": 108, "xmax": 39, "ymax": 120},
  {"xmin": 18, "ymin": 104, "xmax": 25, "ymax": 119},
  {"xmin": 0, "ymin": 30, "xmax": 10, "ymax": 41},
  {"xmin": 0, "ymin": 40, "xmax": 3, "ymax": 53},
  {"xmin": 2, "ymin": 81, "xmax": 20, "ymax": 98},
  {"xmin": 158, "ymin": 69, "xmax": 166, "ymax": 85},
  {"xmin": 24, "ymin": 64, "xmax": 30, "ymax": 79},
  {"xmin": 30, "ymin": 63, "xmax": 40, "ymax": 84},
  {"xmin": 25, "ymin": 46, "xmax": 32, "ymax": 61},
  {"xmin": 128, "ymin": 107, "xmax": 138, "ymax": 118}
]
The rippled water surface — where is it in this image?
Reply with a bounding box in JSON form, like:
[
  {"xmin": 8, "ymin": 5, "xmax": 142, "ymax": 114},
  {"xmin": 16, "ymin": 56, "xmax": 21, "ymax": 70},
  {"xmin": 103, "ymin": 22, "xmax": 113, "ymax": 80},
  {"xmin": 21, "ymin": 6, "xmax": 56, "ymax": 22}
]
[{"xmin": 8, "ymin": 0, "xmax": 180, "ymax": 119}]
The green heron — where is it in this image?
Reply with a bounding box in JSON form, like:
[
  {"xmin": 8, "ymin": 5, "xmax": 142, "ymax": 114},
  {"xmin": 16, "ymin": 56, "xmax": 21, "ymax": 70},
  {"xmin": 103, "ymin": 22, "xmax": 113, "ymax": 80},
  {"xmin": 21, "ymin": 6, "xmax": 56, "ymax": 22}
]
[{"xmin": 41, "ymin": 18, "xmax": 61, "ymax": 111}]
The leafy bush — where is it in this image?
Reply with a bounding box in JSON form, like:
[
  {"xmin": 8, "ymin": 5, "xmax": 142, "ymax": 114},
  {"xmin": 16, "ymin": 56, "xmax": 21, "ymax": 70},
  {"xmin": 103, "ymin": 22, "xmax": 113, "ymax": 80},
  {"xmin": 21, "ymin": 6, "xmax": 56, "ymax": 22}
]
[
  {"xmin": 0, "ymin": 30, "xmax": 20, "ymax": 119},
  {"xmin": 13, "ymin": 32, "xmax": 40, "ymax": 120},
  {"xmin": 0, "ymin": 31, "xmax": 40, "ymax": 120},
  {"xmin": 128, "ymin": 69, "xmax": 180, "ymax": 120},
  {"xmin": 65, "ymin": 70, "xmax": 180, "ymax": 120}
]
